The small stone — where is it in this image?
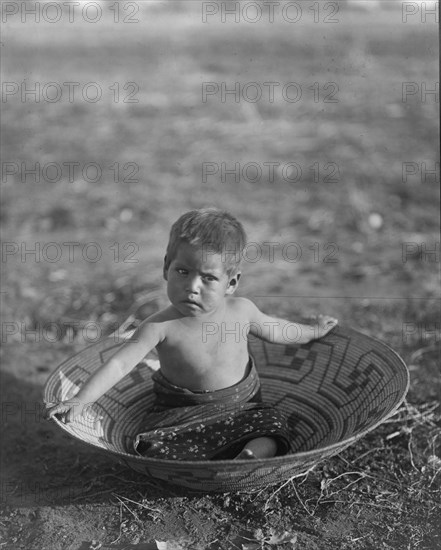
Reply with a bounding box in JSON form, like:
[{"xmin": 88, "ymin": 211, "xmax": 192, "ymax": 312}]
[
  {"xmin": 368, "ymin": 212, "xmax": 383, "ymax": 229},
  {"xmin": 120, "ymin": 208, "xmax": 133, "ymax": 222}
]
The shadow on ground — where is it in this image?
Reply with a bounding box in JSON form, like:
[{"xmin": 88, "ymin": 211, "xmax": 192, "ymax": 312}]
[{"xmin": 0, "ymin": 367, "xmax": 190, "ymax": 510}]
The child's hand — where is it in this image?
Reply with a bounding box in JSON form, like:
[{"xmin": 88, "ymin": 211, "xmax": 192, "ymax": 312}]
[
  {"xmin": 46, "ymin": 400, "xmax": 83, "ymax": 424},
  {"xmin": 315, "ymin": 315, "xmax": 338, "ymax": 338}
]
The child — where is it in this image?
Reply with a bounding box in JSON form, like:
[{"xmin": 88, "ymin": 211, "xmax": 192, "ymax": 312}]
[{"xmin": 47, "ymin": 208, "xmax": 337, "ymax": 460}]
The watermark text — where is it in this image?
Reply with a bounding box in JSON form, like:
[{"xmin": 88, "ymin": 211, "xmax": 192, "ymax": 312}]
[
  {"xmin": 2, "ymin": 161, "xmax": 140, "ymax": 184},
  {"xmin": 1, "ymin": 321, "xmax": 138, "ymax": 344},
  {"xmin": 402, "ymin": 322, "xmax": 440, "ymax": 344},
  {"xmin": 402, "ymin": 2, "xmax": 439, "ymax": 22},
  {"xmin": 2, "ymin": 81, "xmax": 139, "ymax": 103},
  {"xmin": 200, "ymin": 241, "xmax": 339, "ymax": 264},
  {"xmin": 402, "ymin": 242, "xmax": 440, "ymax": 263},
  {"xmin": 201, "ymin": 1, "xmax": 340, "ymax": 24},
  {"xmin": 202, "ymin": 161, "xmax": 340, "ymax": 184},
  {"xmin": 2, "ymin": 1, "xmax": 141, "ymax": 24},
  {"xmin": 402, "ymin": 82, "xmax": 439, "ymax": 103},
  {"xmin": 1, "ymin": 241, "xmax": 139, "ymax": 264},
  {"xmin": 202, "ymin": 81, "xmax": 339, "ymax": 103}
]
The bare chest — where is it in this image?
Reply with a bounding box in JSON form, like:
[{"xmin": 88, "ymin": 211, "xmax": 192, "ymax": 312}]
[{"xmin": 156, "ymin": 320, "xmax": 249, "ymax": 390}]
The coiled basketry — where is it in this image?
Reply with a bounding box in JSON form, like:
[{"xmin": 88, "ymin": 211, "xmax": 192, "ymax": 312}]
[{"xmin": 44, "ymin": 325, "xmax": 409, "ymax": 492}]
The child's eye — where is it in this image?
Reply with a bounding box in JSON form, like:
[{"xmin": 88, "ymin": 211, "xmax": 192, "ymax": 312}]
[
  {"xmin": 203, "ymin": 275, "xmax": 216, "ymax": 282},
  {"xmin": 176, "ymin": 268, "xmax": 188, "ymax": 275}
]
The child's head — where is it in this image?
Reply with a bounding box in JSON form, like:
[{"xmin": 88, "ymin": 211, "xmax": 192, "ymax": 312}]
[{"xmin": 164, "ymin": 208, "xmax": 247, "ymax": 277}]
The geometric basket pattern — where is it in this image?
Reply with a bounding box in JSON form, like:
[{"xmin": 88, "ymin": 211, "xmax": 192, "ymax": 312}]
[{"xmin": 44, "ymin": 325, "xmax": 409, "ymax": 492}]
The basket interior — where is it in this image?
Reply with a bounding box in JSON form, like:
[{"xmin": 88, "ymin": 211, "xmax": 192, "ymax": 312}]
[{"xmin": 44, "ymin": 326, "xmax": 409, "ymax": 458}]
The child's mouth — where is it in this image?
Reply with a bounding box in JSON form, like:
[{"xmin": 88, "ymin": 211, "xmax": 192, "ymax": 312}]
[{"xmin": 183, "ymin": 300, "xmax": 200, "ymax": 307}]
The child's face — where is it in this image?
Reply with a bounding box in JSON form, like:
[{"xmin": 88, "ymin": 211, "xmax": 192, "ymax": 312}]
[{"xmin": 164, "ymin": 241, "xmax": 240, "ymax": 317}]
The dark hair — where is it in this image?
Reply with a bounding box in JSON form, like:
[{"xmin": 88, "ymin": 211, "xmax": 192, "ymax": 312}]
[{"xmin": 165, "ymin": 208, "xmax": 247, "ymax": 275}]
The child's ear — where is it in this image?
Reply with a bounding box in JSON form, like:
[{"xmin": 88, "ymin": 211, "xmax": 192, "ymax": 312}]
[
  {"xmin": 163, "ymin": 256, "xmax": 168, "ymax": 280},
  {"xmin": 226, "ymin": 272, "xmax": 241, "ymax": 295}
]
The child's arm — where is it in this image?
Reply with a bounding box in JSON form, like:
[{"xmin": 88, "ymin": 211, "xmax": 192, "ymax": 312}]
[
  {"xmin": 47, "ymin": 320, "xmax": 164, "ymax": 423},
  {"xmin": 242, "ymin": 298, "xmax": 338, "ymax": 345}
]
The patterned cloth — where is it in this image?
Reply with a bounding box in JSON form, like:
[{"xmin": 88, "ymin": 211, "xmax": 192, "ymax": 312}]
[{"xmin": 134, "ymin": 358, "xmax": 291, "ymax": 460}]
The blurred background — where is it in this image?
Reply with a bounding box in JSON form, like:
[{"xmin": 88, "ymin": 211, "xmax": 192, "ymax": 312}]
[{"xmin": 1, "ymin": 0, "xmax": 439, "ymax": 364}]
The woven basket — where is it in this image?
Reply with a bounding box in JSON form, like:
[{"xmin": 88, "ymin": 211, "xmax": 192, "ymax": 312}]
[{"xmin": 44, "ymin": 325, "xmax": 409, "ymax": 492}]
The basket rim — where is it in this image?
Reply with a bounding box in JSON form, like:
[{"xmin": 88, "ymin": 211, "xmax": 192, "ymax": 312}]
[{"xmin": 44, "ymin": 325, "xmax": 410, "ymax": 468}]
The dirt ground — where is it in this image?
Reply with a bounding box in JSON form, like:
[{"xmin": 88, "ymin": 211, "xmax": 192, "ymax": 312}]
[
  {"xmin": 1, "ymin": 2, "xmax": 440, "ymax": 549},
  {"xmin": 1, "ymin": 340, "xmax": 439, "ymax": 549}
]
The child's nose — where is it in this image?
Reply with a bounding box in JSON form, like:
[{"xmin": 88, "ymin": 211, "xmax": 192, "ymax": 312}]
[{"xmin": 186, "ymin": 276, "xmax": 201, "ymax": 294}]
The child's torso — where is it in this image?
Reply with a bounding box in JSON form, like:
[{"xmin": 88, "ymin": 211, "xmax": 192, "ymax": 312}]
[{"xmin": 155, "ymin": 301, "xmax": 250, "ymax": 391}]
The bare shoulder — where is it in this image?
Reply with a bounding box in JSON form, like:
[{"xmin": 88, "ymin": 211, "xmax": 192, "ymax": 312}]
[
  {"xmin": 145, "ymin": 305, "xmax": 181, "ymax": 323},
  {"xmin": 228, "ymin": 297, "xmax": 272, "ymax": 326},
  {"xmin": 226, "ymin": 297, "xmax": 259, "ymax": 318},
  {"xmin": 135, "ymin": 306, "xmax": 179, "ymax": 342}
]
